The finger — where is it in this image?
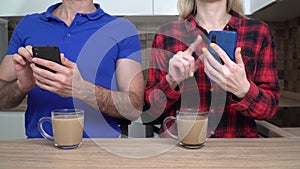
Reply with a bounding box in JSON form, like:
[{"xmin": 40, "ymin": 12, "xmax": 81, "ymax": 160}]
[
  {"xmin": 37, "ymin": 78, "xmax": 70, "ymax": 97},
  {"xmin": 175, "ymin": 61, "xmax": 188, "ymax": 75},
  {"xmin": 176, "ymin": 51, "xmax": 185, "ymax": 58},
  {"xmin": 35, "ymin": 78, "xmax": 56, "ymax": 92},
  {"xmin": 181, "ymin": 53, "xmax": 195, "ymax": 77},
  {"xmin": 25, "ymin": 46, "xmax": 33, "ymax": 58},
  {"xmin": 209, "ymin": 43, "xmax": 232, "ymax": 66},
  {"xmin": 203, "ymin": 57, "xmax": 216, "ymax": 79},
  {"xmin": 30, "ymin": 63, "xmax": 54, "ymax": 79},
  {"xmin": 31, "ymin": 57, "xmax": 59, "ymax": 72},
  {"xmin": 204, "ymin": 46, "xmax": 224, "ymax": 74},
  {"xmin": 61, "ymin": 54, "xmax": 75, "ymax": 69},
  {"xmin": 35, "ymin": 78, "xmax": 47, "ymax": 90},
  {"xmin": 13, "ymin": 54, "xmax": 26, "ymax": 65},
  {"xmin": 18, "ymin": 46, "xmax": 33, "ymax": 62},
  {"xmin": 184, "ymin": 35, "xmax": 203, "ymax": 55},
  {"xmin": 31, "ymin": 63, "xmax": 66, "ymax": 91},
  {"xmin": 31, "ymin": 62, "xmax": 68, "ymax": 91},
  {"xmin": 200, "ymin": 47, "xmax": 208, "ymax": 62},
  {"xmin": 182, "ymin": 38, "xmax": 199, "ymax": 77},
  {"xmin": 235, "ymin": 47, "xmax": 243, "ymax": 66},
  {"xmin": 203, "ymin": 58, "xmax": 222, "ymax": 84},
  {"xmin": 34, "ymin": 72, "xmax": 52, "ymax": 86},
  {"xmin": 195, "ymin": 56, "xmax": 202, "ymax": 66},
  {"xmin": 173, "ymin": 52, "xmax": 190, "ymax": 66},
  {"xmin": 173, "ymin": 54, "xmax": 190, "ymax": 74},
  {"xmin": 30, "ymin": 63, "xmax": 64, "ymax": 87},
  {"xmin": 32, "ymin": 67, "xmax": 46, "ymax": 88}
]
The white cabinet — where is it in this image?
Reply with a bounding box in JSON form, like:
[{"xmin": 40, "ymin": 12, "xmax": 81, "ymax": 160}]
[
  {"xmin": 0, "ymin": 0, "xmax": 60, "ymax": 16},
  {"xmin": 243, "ymin": 0, "xmax": 276, "ymax": 15},
  {"xmin": 0, "ymin": 0, "xmax": 153, "ymax": 16},
  {"xmin": 153, "ymin": 0, "xmax": 178, "ymax": 15},
  {"xmin": 0, "ymin": 0, "xmax": 179, "ymax": 16},
  {"xmin": 99, "ymin": 0, "xmax": 152, "ymax": 16}
]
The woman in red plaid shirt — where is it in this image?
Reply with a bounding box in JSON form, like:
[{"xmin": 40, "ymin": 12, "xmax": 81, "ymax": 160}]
[{"xmin": 143, "ymin": 0, "xmax": 280, "ymax": 138}]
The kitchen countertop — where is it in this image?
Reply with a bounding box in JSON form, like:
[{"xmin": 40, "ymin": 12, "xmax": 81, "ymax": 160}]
[{"xmin": 0, "ymin": 138, "xmax": 299, "ymax": 169}]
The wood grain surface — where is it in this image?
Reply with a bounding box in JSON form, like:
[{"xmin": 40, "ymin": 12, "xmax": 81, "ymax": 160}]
[{"xmin": 0, "ymin": 138, "xmax": 299, "ymax": 169}]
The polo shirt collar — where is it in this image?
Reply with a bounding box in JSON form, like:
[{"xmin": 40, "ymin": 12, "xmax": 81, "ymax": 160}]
[{"xmin": 42, "ymin": 3, "xmax": 105, "ymax": 21}]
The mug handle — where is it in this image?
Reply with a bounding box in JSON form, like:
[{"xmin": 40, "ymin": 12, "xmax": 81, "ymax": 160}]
[
  {"xmin": 38, "ymin": 117, "xmax": 54, "ymax": 141},
  {"xmin": 162, "ymin": 116, "xmax": 178, "ymax": 139}
]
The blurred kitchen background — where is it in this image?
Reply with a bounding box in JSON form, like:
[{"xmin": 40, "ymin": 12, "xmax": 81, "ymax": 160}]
[{"xmin": 0, "ymin": 0, "xmax": 300, "ymax": 139}]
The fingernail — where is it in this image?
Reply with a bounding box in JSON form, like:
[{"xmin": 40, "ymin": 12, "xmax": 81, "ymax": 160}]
[
  {"xmin": 210, "ymin": 43, "xmax": 215, "ymax": 48},
  {"xmin": 202, "ymin": 47, "xmax": 207, "ymax": 53},
  {"xmin": 237, "ymin": 47, "xmax": 242, "ymax": 53},
  {"xmin": 189, "ymin": 72, "xmax": 194, "ymax": 77}
]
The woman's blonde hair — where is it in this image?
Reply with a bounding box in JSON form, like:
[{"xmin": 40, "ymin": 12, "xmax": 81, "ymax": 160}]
[{"xmin": 177, "ymin": 0, "xmax": 244, "ymax": 19}]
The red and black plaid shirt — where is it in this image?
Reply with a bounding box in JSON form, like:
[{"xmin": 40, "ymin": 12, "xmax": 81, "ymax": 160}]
[{"xmin": 144, "ymin": 11, "xmax": 280, "ymax": 138}]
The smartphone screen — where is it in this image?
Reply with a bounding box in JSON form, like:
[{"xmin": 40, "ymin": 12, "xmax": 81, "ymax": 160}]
[
  {"xmin": 32, "ymin": 46, "xmax": 61, "ymax": 72},
  {"xmin": 208, "ymin": 31, "xmax": 237, "ymax": 63}
]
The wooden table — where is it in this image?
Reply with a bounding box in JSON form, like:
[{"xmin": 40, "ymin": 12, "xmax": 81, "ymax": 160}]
[{"xmin": 0, "ymin": 138, "xmax": 299, "ymax": 169}]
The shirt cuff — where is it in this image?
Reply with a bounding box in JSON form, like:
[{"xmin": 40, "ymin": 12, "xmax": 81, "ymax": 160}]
[{"xmin": 231, "ymin": 81, "xmax": 259, "ymax": 113}]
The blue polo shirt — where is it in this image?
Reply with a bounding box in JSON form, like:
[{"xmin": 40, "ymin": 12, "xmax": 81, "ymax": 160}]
[{"xmin": 6, "ymin": 3, "xmax": 142, "ymax": 138}]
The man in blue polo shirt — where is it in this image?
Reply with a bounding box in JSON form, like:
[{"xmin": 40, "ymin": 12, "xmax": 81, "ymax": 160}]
[{"xmin": 0, "ymin": 0, "xmax": 144, "ymax": 138}]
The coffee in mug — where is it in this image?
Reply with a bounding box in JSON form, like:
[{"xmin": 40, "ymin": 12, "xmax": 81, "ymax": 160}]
[
  {"xmin": 163, "ymin": 109, "xmax": 208, "ymax": 149},
  {"xmin": 39, "ymin": 109, "xmax": 84, "ymax": 149},
  {"xmin": 178, "ymin": 114, "xmax": 208, "ymax": 146}
]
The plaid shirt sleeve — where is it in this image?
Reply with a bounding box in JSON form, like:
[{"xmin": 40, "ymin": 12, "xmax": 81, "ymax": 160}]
[{"xmin": 231, "ymin": 19, "xmax": 280, "ymax": 120}]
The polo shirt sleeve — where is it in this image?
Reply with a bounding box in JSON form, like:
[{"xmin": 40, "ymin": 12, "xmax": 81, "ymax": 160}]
[{"xmin": 117, "ymin": 19, "xmax": 142, "ymax": 63}]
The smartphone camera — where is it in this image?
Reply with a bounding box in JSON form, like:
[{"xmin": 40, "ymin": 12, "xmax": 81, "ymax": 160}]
[
  {"xmin": 211, "ymin": 35, "xmax": 217, "ymax": 43},
  {"xmin": 33, "ymin": 48, "xmax": 39, "ymax": 56}
]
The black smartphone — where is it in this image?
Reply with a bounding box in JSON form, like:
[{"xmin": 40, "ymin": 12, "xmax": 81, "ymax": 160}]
[
  {"xmin": 208, "ymin": 31, "xmax": 237, "ymax": 63},
  {"xmin": 32, "ymin": 46, "xmax": 61, "ymax": 72}
]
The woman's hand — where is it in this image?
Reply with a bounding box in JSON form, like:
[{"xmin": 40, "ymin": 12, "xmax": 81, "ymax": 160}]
[
  {"xmin": 167, "ymin": 35, "xmax": 202, "ymax": 88},
  {"xmin": 201, "ymin": 43, "xmax": 250, "ymax": 99}
]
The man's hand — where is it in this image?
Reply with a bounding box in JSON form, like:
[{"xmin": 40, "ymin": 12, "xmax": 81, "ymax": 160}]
[
  {"xmin": 31, "ymin": 53, "xmax": 84, "ymax": 98},
  {"xmin": 13, "ymin": 46, "xmax": 36, "ymax": 93}
]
